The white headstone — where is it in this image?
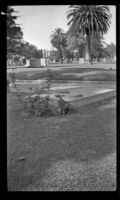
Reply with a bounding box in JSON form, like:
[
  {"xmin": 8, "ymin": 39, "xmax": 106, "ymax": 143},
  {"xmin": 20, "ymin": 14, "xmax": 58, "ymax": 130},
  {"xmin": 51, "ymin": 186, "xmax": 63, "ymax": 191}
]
[
  {"xmin": 25, "ymin": 59, "xmax": 30, "ymax": 67},
  {"xmin": 114, "ymin": 56, "xmax": 116, "ymax": 62},
  {"xmin": 79, "ymin": 58, "xmax": 84, "ymax": 64},
  {"xmin": 41, "ymin": 58, "xmax": 47, "ymax": 67}
]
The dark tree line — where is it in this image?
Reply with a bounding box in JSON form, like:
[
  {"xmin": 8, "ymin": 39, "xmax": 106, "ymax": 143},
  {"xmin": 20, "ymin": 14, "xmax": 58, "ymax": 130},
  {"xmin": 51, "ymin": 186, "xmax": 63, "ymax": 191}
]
[
  {"xmin": 7, "ymin": 6, "xmax": 43, "ymax": 59},
  {"xmin": 50, "ymin": 27, "xmax": 116, "ymax": 63},
  {"xmin": 7, "ymin": 6, "xmax": 116, "ymax": 63}
]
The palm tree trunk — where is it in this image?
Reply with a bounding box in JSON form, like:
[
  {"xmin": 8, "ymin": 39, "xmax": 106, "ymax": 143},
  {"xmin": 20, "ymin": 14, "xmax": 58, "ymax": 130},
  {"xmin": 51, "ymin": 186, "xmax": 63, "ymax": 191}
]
[
  {"xmin": 85, "ymin": 35, "xmax": 91, "ymax": 64},
  {"xmin": 60, "ymin": 45, "xmax": 63, "ymax": 64}
]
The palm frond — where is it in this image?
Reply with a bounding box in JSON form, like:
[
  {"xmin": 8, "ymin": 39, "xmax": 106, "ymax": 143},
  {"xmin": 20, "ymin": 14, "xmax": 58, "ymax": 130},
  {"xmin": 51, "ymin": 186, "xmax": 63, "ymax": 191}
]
[{"xmin": 67, "ymin": 5, "xmax": 111, "ymax": 37}]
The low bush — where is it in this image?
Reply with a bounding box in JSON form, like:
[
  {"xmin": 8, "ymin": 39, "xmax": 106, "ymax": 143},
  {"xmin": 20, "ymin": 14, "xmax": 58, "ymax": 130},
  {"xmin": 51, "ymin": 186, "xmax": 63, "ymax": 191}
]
[
  {"xmin": 7, "ymin": 69, "xmax": 72, "ymax": 117},
  {"xmin": 23, "ymin": 94, "xmax": 71, "ymax": 117}
]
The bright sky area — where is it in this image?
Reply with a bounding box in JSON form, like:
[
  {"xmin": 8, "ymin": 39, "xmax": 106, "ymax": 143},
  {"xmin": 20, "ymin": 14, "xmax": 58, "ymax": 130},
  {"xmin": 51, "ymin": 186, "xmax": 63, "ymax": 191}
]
[{"xmin": 13, "ymin": 5, "xmax": 116, "ymax": 50}]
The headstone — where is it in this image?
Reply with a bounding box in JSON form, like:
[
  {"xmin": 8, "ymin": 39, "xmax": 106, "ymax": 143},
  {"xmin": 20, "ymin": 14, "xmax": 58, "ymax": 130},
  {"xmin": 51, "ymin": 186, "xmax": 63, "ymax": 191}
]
[
  {"xmin": 30, "ymin": 58, "xmax": 41, "ymax": 67},
  {"xmin": 74, "ymin": 58, "xmax": 76, "ymax": 62},
  {"xmin": 79, "ymin": 58, "xmax": 84, "ymax": 64},
  {"xmin": 114, "ymin": 56, "xmax": 116, "ymax": 62},
  {"xmin": 103, "ymin": 58, "xmax": 106, "ymax": 62},
  {"xmin": 25, "ymin": 59, "xmax": 30, "ymax": 67},
  {"xmin": 41, "ymin": 58, "xmax": 47, "ymax": 67}
]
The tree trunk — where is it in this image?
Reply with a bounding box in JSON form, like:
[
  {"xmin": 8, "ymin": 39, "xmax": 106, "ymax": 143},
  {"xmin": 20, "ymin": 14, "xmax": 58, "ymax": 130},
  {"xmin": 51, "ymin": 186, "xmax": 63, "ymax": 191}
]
[
  {"xmin": 57, "ymin": 47, "xmax": 63, "ymax": 63},
  {"xmin": 85, "ymin": 35, "xmax": 91, "ymax": 64}
]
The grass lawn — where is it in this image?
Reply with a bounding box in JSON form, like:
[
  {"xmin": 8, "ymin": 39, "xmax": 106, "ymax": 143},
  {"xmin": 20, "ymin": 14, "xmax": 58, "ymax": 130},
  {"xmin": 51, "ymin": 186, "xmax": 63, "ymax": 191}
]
[
  {"xmin": 13, "ymin": 67, "xmax": 116, "ymax": 81},
  {"xmin": 9, "ymin": 81, "xmax": 116, "ymax": 98},
  {"xmin": 7, "ymin": 94, "xmax": 116, "ymax": 191},
  {"xmin": 8, "ymin": 68, "xmax": 116, "ymax": 99},
  {"xmin": 48, "ymin": 63, "xmax": 116, "ymax": 69}
]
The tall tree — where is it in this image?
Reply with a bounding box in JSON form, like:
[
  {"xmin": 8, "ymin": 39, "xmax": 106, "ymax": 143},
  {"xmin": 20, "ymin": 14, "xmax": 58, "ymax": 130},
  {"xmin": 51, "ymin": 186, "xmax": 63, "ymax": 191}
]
[
  {"xmin": 66, "ymin": 33, "xmax": 86, "ymax": 58},
  {"xmin": 67, "ymin": 5, "xmax": 111, "ymax": 63},
  {"xmin": 19, "ymin": 41, "xmax": 43, "ymax": 59},
  {"xmin": 90, "ymin": 34, "xmax": 107, "ymax": 61},
  {"xmin": 66, "ymin": 33, "xmax": 85, "ymax": 51},
  {"xmin": 50, "ymin": 28, "xmax": 67, "ymax": 63},
  {"xmin": 7, "ymin": 6, "xmax": 23, "ymax": 54},
  {"xmin": 49, "ymin": 50, "xmax": 58, "ymax": 61},
  {"xmin": 104, "ymin": 43, "xmax": 116, "ymax": 60}
]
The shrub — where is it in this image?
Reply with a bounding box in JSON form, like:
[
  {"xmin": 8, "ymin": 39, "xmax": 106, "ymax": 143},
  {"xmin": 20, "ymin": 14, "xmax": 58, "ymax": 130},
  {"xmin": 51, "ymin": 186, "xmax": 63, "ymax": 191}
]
[
  {"xmin": 7, "ymin": 69, "xmax": 72, "ymax": 117},
  {"xmin": 22, "ymin": 94, "xmax": 71, "ymax": 117}
]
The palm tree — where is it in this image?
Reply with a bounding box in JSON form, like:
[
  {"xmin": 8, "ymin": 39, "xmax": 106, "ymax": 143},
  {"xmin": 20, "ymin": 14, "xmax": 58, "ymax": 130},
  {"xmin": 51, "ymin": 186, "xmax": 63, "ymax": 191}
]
[
  {"xmin": 67, "ymin": 5, "xmax": 111, "ymax": 63},
  {"xmin": 50, "ymin": 28, "xmax": 67, "ymax": 63}
]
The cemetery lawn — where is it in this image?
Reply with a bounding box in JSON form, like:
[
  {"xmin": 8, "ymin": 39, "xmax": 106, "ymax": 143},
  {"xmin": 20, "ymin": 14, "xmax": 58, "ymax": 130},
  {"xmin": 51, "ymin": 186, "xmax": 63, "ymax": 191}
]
[
  {"xmin": 14, "ymin": 68, "xmax": 116, "ymax": 81},
  {"xmin": 7, "ymin": 94, "xmax": 116, "ymax": 191}
]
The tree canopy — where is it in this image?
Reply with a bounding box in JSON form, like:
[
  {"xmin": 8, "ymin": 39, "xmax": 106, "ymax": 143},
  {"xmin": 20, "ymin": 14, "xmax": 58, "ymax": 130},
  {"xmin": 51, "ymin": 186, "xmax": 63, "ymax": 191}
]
[
  {"xmin": 104, "ymin": 43, "xmax": 116, "ymax": 59},
  {"xmin": 50, "ymin": 28, "xmax": 67, "ymax": 61},
  {"xmin": 67, "ymin": 5, "xmax": 112, "ymax": 62},
  {"xmin": 7, "ymin": 6, "xmax": 23, "ymax": 54},
  {"xmin": 18, "ymin": 41, "xmax": 43, "ymax": 59}
]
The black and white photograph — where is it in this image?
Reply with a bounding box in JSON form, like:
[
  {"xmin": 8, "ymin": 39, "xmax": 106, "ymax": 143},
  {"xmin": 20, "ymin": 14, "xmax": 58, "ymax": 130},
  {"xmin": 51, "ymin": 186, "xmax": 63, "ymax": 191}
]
[{"xmin": 6, "ymin": 5, "xmax": 116, "ymax": 191}]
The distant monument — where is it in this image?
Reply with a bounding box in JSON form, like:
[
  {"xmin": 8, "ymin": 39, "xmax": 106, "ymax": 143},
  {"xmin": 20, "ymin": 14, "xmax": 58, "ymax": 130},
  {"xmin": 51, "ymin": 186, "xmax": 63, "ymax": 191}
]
[
  {"xmin": 41, "ymin": 58, "xmax": 47, "ymax": 67},
  {"xmin": 30, "ymin": 58, "xmax": 41, "ymax": 67},
  {"xmin": 79, "ymin": 58, "xmax": 84, "ymax": 64},
  {"xmin": 25, "ymin": 59, "xmax": 30, "ymax": 67},
  {"xmin": 29, "ymin": 58, "xmax": 47, "ymax": 68}
]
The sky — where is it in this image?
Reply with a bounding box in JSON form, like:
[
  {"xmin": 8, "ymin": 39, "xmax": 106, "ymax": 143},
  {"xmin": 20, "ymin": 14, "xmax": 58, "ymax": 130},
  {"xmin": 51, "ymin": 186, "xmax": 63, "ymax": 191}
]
[{"xmin": 13, "ymin": 5, "xmax": 116, "ymax": 50}]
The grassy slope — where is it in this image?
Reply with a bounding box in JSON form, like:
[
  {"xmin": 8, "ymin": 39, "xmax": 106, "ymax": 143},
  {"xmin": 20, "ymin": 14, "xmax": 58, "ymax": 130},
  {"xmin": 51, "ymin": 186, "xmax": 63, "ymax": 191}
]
[{"xmin": 7, "ymin": 94, "xmax": 116, "ymax": 191}]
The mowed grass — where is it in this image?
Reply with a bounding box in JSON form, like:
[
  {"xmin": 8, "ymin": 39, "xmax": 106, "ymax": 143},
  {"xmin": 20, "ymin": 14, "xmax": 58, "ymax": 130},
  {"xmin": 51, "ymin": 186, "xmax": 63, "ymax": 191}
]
[
  {"xmin": 48, "ymin": 63, "xmax": 116, "ymax": 68},
  {"xmin": 14, "ymin": 67, "xmax": 116, "ymax": 81},
  {"xmin": 7, "ymin": 94, "xmax": 116, "ymax": 191}
]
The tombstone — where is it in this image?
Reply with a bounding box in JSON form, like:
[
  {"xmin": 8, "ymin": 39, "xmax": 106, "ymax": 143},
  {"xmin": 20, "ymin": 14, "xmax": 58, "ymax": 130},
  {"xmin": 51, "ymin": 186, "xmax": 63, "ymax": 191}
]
[
  {"xmin": 25, "ymin": 59, "xmax": 30, "ymax": 67},
  {"xmin": 102, "ymin": 58, "xmax": 105, "ymax": 63},
  {"xmin": 53, "ymin": 59, "xmax": 56, "ymax": 63},
  {"xmin": 41, "ymin": 58, "xmax": 47, "ymax": 67},
  {"xmin": 79, "ymin": 58, "xmax": 84, "ymax": 64},
  {"xmin": 30, "ymin": 58, "xmax": 41, "ymax": 67},
  {"xmin": 73, "ymin": 58, "xmax": 76, "ymax": 63},
  {"xmin": 47, "ymin": 58, "xmax": 50, "ymax": 65},
  {"xmin": 64, "ymin": 58, "xmax": 67, "ymax": 63},
  {"xmin": 114, "ymin": 56, "xmax": 116, "ymax": 62}
]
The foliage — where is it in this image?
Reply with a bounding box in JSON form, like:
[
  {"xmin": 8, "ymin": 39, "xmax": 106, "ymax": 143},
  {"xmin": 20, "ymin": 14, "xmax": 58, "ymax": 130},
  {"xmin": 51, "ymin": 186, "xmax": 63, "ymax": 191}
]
[
  {"xmin": 90, "ymin": 34, "xmax": 108, "ymax": 60},
  {"xmin": 7, "ymin": 6, "xmax": 23, "ymax": 54},
  {"xmin": 62, "ymin": 47, "xmax": 74, "ymax": 61},
  {"xmin": 66, "ymin": 32, "xmax": 86, "ymax": 53},
  {"xmin": 50, "ymin": 28, "xmax": 67, "ymax": 61},
  {"xmin": 67, "ymin": 5, "xmax": 111, "ymax": 36},
  {"xmin": 49, "ymin": 50, "xmax": 58, "ymax": 61},
  {"xmin": 66, "ymin": 31, "xmax": 86, "ymax": 59},
  {"xmin": 50, "ymin": 28, "xmax": 85, "ymax": 62},
  {"xmin": 67, "ymin": 5, "xmax": 112, "ymax": 62},
  {"xmin": 104, "ymin": 43, "xmax": 116, "ymax": 60},
  {"xmin": 19, "ymin": 41, "xmax": 43, "ymax": 59},
  {"xmin": 7, "ymin": 69, "xmax": 71, "ymax": 117},
  {"xmin": 7, "ymin": 6, "xmax": 43, "ymax": 59}
]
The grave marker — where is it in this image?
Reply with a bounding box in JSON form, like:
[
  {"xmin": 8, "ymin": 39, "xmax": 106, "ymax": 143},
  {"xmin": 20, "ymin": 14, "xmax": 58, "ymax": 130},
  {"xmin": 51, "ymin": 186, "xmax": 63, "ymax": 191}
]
[
  {"xmin": 30, "ymin": 58, "xmax": 41, "ymax": 67},
  {"xmin": 79, "ymin": 58, "xmax": 84, "ymax": 64},
  {"xmin": 41, "ymin": 58, "xmax": 47, "ymax": 67}
]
